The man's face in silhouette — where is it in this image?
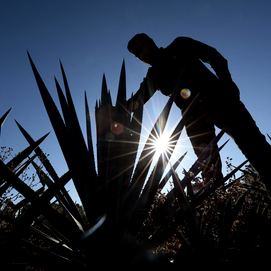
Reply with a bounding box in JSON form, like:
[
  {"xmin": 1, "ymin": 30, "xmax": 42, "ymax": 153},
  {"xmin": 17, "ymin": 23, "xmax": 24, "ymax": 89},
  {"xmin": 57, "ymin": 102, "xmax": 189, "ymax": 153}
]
[{"xmin": 130, "ymin": 40, "xmax": 153, "ymax": 65}]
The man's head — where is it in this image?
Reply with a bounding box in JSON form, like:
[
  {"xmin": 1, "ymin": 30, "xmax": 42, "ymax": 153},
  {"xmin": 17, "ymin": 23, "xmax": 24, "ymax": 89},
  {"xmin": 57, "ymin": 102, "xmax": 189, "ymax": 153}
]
[{"xmin": 127, "ymin": 33, "xmax": 158, "ymax": 65}]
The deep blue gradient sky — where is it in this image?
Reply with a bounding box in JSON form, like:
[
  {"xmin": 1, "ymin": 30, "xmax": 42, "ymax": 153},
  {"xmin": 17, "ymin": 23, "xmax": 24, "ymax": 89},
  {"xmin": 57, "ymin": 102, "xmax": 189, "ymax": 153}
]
[{"xmin": 1, "ymin": 1, "xmax": 271, "ymax": 202}]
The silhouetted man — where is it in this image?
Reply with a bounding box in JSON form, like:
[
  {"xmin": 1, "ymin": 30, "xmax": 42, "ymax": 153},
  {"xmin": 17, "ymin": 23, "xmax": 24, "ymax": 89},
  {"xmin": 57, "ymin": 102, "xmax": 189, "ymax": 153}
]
[{"xmin": 127, "ymin": 33, "xmax": 271, "ymax": 186}]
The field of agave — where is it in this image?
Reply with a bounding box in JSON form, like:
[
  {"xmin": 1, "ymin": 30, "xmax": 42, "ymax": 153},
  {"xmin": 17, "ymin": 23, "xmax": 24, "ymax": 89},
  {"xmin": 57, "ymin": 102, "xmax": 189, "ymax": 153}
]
[{"xmin": 1, "ymin": 53, "xmax": 271, "ymax": 270}]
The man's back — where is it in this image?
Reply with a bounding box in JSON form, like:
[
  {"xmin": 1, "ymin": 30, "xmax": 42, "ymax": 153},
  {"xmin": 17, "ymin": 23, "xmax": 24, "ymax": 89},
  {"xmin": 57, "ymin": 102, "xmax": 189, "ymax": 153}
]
[{"xmin": 148, "ymin": 37, "xmax": 224, "ymax": 109}]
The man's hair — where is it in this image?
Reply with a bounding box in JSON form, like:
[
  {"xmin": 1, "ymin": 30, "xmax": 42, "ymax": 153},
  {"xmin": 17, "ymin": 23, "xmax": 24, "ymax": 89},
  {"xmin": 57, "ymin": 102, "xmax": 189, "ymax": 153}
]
[{"xmin": 127, "ymin": 33, "xmax": 154, "ymax": 52}]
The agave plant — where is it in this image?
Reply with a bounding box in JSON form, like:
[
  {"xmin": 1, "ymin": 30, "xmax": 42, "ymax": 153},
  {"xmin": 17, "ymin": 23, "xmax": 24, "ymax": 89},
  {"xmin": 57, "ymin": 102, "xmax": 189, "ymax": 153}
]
[{"xmin": 0, "ymin": 53, "xmax": 252, "ymax": 269}]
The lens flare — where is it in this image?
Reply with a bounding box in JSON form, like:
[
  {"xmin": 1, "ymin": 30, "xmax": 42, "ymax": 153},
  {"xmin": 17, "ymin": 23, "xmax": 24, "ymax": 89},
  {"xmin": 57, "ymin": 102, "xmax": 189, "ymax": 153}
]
[
  {"xmin": 180, "ymin": 88, "xmax": 191, "ymax": 100},
  {"xmin": 132, "ymin": 100, "xmax": 139, "ymax": 111},
  {"xmin": 111, "ymin": 122, "xmax": 123, "ymax": 135}
]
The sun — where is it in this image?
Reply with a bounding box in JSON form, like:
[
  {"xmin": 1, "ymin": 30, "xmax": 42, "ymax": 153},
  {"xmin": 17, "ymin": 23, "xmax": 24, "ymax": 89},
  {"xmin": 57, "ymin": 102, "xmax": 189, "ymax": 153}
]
[{"xmin": 153, "ymin": 132, "xmax": 170, "ymax": 156}]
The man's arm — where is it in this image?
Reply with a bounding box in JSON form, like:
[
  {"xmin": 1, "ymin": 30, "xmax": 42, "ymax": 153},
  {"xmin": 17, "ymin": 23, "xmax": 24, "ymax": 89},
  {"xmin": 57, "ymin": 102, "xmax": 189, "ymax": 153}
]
[
  {"xmin": 127, "ymin": 67, "xmax": 157, "ymax": 111},
  {"xmin": 169, "ymin": 37, "xmax": 233, "ymax": 82},
  {"xmin": 195, "ymin": 40, "xmax": 232, "ymax": 82}
]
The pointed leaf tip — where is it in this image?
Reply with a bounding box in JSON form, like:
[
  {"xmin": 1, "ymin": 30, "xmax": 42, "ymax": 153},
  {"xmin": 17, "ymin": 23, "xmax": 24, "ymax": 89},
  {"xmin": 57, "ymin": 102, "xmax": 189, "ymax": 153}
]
[
  {"xmin": 59, "ymin": 59, "xmax": 65, "ymax": 74},
  {"xmin": 0, "ymin": 108, "xmax": 12, "ymax": 128},
  {"xmin": 27, "ymin": 50, "xmax": 33, "ymax": 64}
]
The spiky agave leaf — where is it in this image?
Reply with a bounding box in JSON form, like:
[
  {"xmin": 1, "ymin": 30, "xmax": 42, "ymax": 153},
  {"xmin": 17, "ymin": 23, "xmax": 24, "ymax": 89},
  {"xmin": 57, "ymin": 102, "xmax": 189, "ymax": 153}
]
[
  {"xmin": 171, "ymin": 168, "xmax": 199, "ymax": 240},
  {"xmin": 9, "ymin": 169, "xmax": 84, "ymax": 243},
  {"xmin": 27, "ymin": 52, "xmax": 71, "ymax": 154},
  {"xmin": 15, "ymin": 120, "xmax": 59, "ymax": 180},
  {"xmin": 178, "ymin": 130, "xmax": 227, "ymax": 190},
  {"xmin": 106, "ymin": 61, "xmax": 129, "ymax": 222},
  {"xmin": 85, "ymin": 92, "xmax": 96, "ymax": 171},
  {"xmin": 0, "ymin": 154, "xmax": 37, "ymax": 197},
  {"xmin": 114, "ymin": 60, "xmax": 127, "ymax": 120},
  {"xmin": 134, "ymin": 93, "xmax": 200, "ymax": 217},
  {"xmin": 13, "ymin": 154, "xmax": 37, "ymax": 176},
  {"xmin": 123, "ymin": 93, "xmax": 199, "ymax": 236},
  {"xmin": 122, "ymin": 88, "xmax": 145, "ymax": 188},
  {"xmin": 194, "ymin": 159, "xmax": 248, "ymax": 207},
  {"xmin": 55, "ymin": 77, "xmax": 75, "ymax": 136},
  {"xmin": 27, "ymin": 224, "xmax": 86, "ymax": 267},
  {"xmin": 6, "ymin": 133, "xmax": 49, "ymax": 172},
  {"xmin": 115, "ymin": 72, "xmax": 197, "ymax": 236},
  {"xmin": 112, "ymin": 81, "xmax": 146, "ymax": 237},
  {"xmin": 7, "ymin": 185, "xmax": 44, "ymax": 214},
  {"xmin": 28, "ymin": 51, "xmax": 83, "ymax": 202},
  {"xmin": 55, "ymin": 75, "xmax": 100, "ymax": 221},
  {"xmin": 32, "ymin": 160, "xmax": 85, "ymax": 227},
  {"xmin": 0, "ymin": 108, "xmax": 12, "ymax": 139},
  {"xmin": 126, "ymin": 84, "xmax": 175, "ymax": 206},
  {"xmin": 59, "ymin": 62, "xmax": 100, "ymax": 215},
  {"xmin": 0, "ymin": 132, "xmax": 49, "ymax": 188},
  {"xmin": 158, "ymin": 151, "xmax": 187, "ymax": 191},
  {"xmin": 127, "ymin": 66, "xmax": 192, "ymax": 206},
  {"xmin": 28, "ymin": 52, "xmax": 100, "ymax": 223},
  {"xmin": 164, "ymin": 137, "xmax": 229, "ymax": 210},
  {"xmin": 15, "ymin": 120, "xmax": 82, "ymax": 223},
  {"xmin": 95, "ymin": 74, "xmax": 112, "ymax": 185},
  {"xmin": 59, "ymin": 61, "xmax": 91, "ymax": 163},
  {"xmin": 0, "ymin": 159, "xmax": 40, "ymax": 204}
]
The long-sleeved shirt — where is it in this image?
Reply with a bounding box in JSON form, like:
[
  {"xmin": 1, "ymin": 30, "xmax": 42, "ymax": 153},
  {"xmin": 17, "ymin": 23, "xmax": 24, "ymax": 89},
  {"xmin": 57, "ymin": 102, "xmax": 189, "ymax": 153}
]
[{"xmin": 129, "ymin": 37, "xmax": 239, "ymax": 111}]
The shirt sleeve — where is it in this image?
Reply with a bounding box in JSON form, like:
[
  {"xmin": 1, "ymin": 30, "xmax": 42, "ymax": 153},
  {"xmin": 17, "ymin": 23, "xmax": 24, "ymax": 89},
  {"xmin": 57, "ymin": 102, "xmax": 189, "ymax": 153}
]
[{"xmin": 127, "ymin": 67, "xmax": 157, "ymax": 111}]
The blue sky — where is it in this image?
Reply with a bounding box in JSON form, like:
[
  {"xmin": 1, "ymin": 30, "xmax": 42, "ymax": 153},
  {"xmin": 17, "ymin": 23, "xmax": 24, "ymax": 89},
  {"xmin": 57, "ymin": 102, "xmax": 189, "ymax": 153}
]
[{"xmin": 1, "ymin": 0, "xmax": 271, "ymax": 202}]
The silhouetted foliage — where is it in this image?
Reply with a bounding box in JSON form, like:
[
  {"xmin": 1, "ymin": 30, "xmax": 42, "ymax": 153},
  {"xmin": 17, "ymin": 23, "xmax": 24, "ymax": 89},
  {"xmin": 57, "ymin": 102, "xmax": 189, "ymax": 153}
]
[{"xmin": 0, "ymin": 55, "xmax": 270, "ymax": 270}]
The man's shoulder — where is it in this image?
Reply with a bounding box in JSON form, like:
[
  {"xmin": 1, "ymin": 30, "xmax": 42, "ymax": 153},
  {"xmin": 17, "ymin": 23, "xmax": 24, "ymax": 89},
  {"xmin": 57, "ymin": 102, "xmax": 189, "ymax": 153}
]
[
  {"xmin": 161, "ymin": 37, "xmax": 196, "ymax": 56},
  {"xmin": 169, "ymin": 36, "xmax": 194, "ymax": 46}
]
